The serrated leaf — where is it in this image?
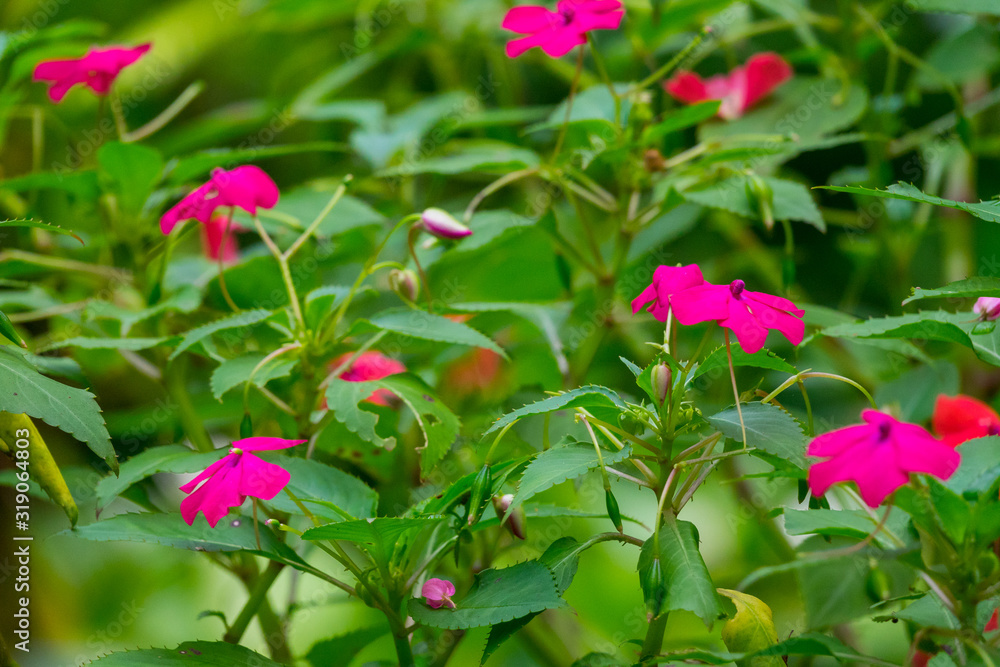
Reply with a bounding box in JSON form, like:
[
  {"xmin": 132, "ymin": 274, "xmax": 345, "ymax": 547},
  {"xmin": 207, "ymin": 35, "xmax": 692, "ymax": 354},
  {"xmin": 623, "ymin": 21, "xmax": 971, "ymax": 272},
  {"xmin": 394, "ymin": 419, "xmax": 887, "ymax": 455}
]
[
  {"xmin": 376, "ymin": 142, "xmax": 540, "ymax": 177},
  {"xmin": 706, "ymin": 402, "xmax": 808, "ymax": 468},
  {"xmin": 683, "ymin": 176, "xmax": 825, "ymax": 231},
  {"xmin": 39, "ymin": 337, "xmax": 173, "ymax": 353},
  {"xmin": 718, "ymin": 589, "xmax": 783, "ymax": 667},
  {"xmin": 165, "ymin": 142, "xmax": 347, "ymax": 183},
  {"xmin": 0, "ymin": 218, "xmax": 84, "ymax": 244},
  {"xmin": 484, "ymin": 385, "xmax": 625, "ymax": 436},
  {"xmin": 408, "ymin": 560, "xmax": 564, "ymax": 630},
  {"xmin": 509, "ymin": 440, "xmax": 631, "ymax": 513},
  {"xmin": 86, "ymin": 286, "xmax": 202, "ymax": 336},
  {"xmin": 643, "ymin": 101, "xmax": 722, "ymax": 144},
  {"xmin": 692, "ymin": 346, "xmax": 796, "ymax": 382},
  {"xmin": 783, "ymin": 509, "xmax": 880, "ymax": 540},
  {"xmin": 82, "ymin": 640, "xmax": 284, "ymax": 666},
  {"xmin": 638, "ymin": 520, "xmax": 722, "ymax": 627},
  {"xmin": 210, "ymin": 353, "xmax": 298, "ymax": 400},
  {"xmin": 819, "ymin": 182, "xmax": 1000, "ymax": 223},
  {"xmin": 903, "ymin": 277, "xmax": 1000, "ymax": 305},
  {"xmin": 96, "ymin": 141, "xmax": 163, "ymax": 216},
  {"xmin": 357, "ymin": 309, "xmax": 506, "ymax": 357},
  {"xmin": 95, "ymin": 445, "xmax": 224, "ymax": 512},
  {"xmin": 301, "ymin": 517, "xmax": 441, "ymax": 566},
  {"xmin": 306, "ymin": 626, "xmax": 388, "ymax": 667},
  {"xmin": 915, "ymin": 0, "xmax": 1000, "ymax": 14},
  {"xmin": 947, "ymin": 436, "xmax": 1000, "ymax": 496},
  {"xmin": 0, "ymin": 347, "xmax": 116, "ymax": 473},
  {"xmin": 169, "ymin": 309, "xmax": 273, "ymax": 360},
  {"xmin": 267, "ymin": 456, "xmax": 378, "ymax": 521},
  {"xmin": 322, "ymin": 379, "xmax": 395, "ymax": 449},
  {"xmin": 371, "ymin": 373, "xmax": 459, "ymax": 475}
]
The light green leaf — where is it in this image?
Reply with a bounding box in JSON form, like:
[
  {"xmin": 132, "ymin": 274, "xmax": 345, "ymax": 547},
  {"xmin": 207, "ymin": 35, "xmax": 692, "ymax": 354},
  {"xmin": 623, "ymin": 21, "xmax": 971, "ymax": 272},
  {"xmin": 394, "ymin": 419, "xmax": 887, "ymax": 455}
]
[
  {"xmin": 86, "ymin": 286, "xmax": 201, "ymax": 336},
  {"xmin": 39, "ymin": 337, "xmax": 173, "ymax": 353},
  {"xmin": 783, "ymin": 509, "xmax": 880, "ymax": 540},
  {"xmin": 371, "ymin": 373, "xmax": 460, "ymax": 475},
  {"xmin": 484, "ymin": 385, "xmax": 625, "ymax": 436},
  {"xmin": 97, "ymin": 141, "xmax": 164, "ymax": 216},
  {"xmin": 903, "ymin": 277, "xmax": 1000, "ymax": 305},
  {"xmin": 301, "ymin": 517, "xmax": 441, "ymax": 566},
  {"xmin": 96, "ymin": 445, "xmax": 224, "ymax": 512},
  {"xmin": 0, "ymin": 218, "xmax": 83, "ymax": 244},
  {"xmin": 322, "ymin": 379, "xmax": 394, "ymax": 449},
  {"xmin": 451, "ymin": 210, "xmax": 538, "ymax": 254},
  {"xmin": 683, "ymin": 176, "xmax": 825, "ymax": 231},
  {"xmin": 268, "ymin": 456, "xmax": 378, "ymax": 521},
  {"xmin": 408, "ymin": 560, "xmax": 564, "ymax": 630},
  {"xmin": 692, "ymin": 346, "xmax": 796, "ymax": 382},
  {"xmin": 82, "ymin": 640, "xmax": 284, "ymax": 666},
  {"xmin": 359, "ymin": 309, "xmax": 506, "ymax": 357},
  {"xmin": 915, "ymin": 0, "xmax": 1000, "ymax": 14},
  {"xmin": 509, "ymin": 440, "xmax": 632, "ymax": 514},
  {"xmin": 165, "ymin": 142, "xmax": 347, "ymax": 183},
  {"xmin": 306, "ymin": 626, "xmax": 388, "ymax": 667},
  {"xmin": 0, "ymin": 347, "xmax": 116, "ymax": 473},
  {"xmin": 377, "ymin": 142, "xmax": 540, "ymax": 177},
  {"xmin": 818, "ymin": 182, "xmax": 1000, "ymax": 224},
  {"xmin": 210, "ymin": 353, "xmax": 298, "ymax": 400},
  {"xmin": 643, "ymin": 101, "xmax": 722, "ymax": 143},
  {"xmin": 947, "ymin": 436, "xmax": 1000, "ymax": 496},
  {"xmin": 706, "ymin": 402, "xmax": 808, "ymax": 468},
  {"xmin": 169, "ymin": 309, "xmax": 273, "ymax": 360},
  {"xmin": 638, "ymin": 520, "xmax": 722, "ymax": 627}
]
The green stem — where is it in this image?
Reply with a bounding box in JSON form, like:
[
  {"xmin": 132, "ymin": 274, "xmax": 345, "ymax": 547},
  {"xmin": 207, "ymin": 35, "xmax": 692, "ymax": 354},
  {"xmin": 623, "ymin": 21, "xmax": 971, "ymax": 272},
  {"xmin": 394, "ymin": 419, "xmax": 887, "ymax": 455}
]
[
  {"xmin": 724, "ymin": 330, "xmax": 747, "ymax": 447},
  {"xmin": 224, "ymin": 561, "xmax": 285, "ymax": 646},
  {"xmin": 392, "ymin": 630, "xmax": 416, "ymax": 667},
  {"xmin": 553, "ymin": 46, "xmax": 585, "ymax": 159},
  {"xmin": 166, "ymin": 357, "xmax": 214, "ymax": 452},
  {"xmin": 640, "ymin": 611, "xmax": 670, "ymax": 661},
  {"xmin": 633, "ymin": 26, "xmax": 713, "ymax": 92},
  {"xmin": 587, "ymin": 35, "xmax": 621, "ymax": 127},
  {"xmin": 254, "ymin": 217, "xmax": 305, "ymax": 332},
  {"xmin": 407, "ymin": 225, "xmax": 435, "ymax": 312}
]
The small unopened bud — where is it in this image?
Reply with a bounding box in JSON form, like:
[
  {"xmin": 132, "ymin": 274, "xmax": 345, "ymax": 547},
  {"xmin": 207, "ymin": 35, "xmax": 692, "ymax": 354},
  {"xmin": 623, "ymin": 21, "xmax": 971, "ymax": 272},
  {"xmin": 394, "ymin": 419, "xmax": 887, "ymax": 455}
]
[
  {"xmin": 643, "ymin": 148, "xmax": 666, "ymax": 173},
  {"xmin": 493, "ymin": 494, "xmax": 526, "ymax": 540},
  {"xmin": 605, "ymin": 488, "xmax": 623, "ymax": 533},
  {"xmin": 388, "ymin": 268, "xmax": 420, "ymax": 302},
  {"xmin": 265, "ymin": 518, "xmax": 279, "ymax": 527},
  {"xmin": 745, "ymin": 174, "xmax": 774, "ymax": 231},
  {"xmin": 0, "ymin": 311, "xmax": 26, "ymax": 348},
  {"xmin": 651, "ymin": 363, "xmax": 672, "ymax": 406},
  {"xmin": 467, "ymin": 464, "xmax": 493, "ymax": 526},
  {"xmin": 975, "ymin": 297, "xmax": 1000, "ymax": 322},
  {"xmin": 420, "ymin": 208, "xmax": 473, "ymax": 240}
]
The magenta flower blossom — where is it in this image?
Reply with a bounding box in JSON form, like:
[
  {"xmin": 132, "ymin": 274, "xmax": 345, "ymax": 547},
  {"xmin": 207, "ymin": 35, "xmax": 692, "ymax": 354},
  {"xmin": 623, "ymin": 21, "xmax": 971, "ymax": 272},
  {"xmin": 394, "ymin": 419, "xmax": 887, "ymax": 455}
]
[
  {"xmin": 807, "ymin": 410, "xmax": 961, "ymax": 508},
  {"xmin": 422, "ymin": 578, "xmax": 457, "ymax": 609},
  {"xmin": 502, "ymin": 1, "xmax": 625, "ymax": 59},
  {"xmin": 633, "ymin": 265, "xmax": 805, "ymax": 354},
  {"xmin": 33, "ymin": 43, "xmax": 151, "ymax": 103},
  {"xmin": 665, "ymin": 52, "xmax": 792, "ymax": 120},
  {"xmin": 201, "ymin": 216, "xmax": 241, "ymax": 264},
  {"xmin": 160, "ymin": 166, "xmax": 280, "ymax": 235},
  {"xmin": 975, "ymin": 297, "xmax": 1000, "ymax": 321},
  {"xmin": 180, "ymin": 437, "xmax": 306, "ymax": 527},
  {"xmin": 419, "ymin": 208, "xmax": 472, "ymax": 240}
]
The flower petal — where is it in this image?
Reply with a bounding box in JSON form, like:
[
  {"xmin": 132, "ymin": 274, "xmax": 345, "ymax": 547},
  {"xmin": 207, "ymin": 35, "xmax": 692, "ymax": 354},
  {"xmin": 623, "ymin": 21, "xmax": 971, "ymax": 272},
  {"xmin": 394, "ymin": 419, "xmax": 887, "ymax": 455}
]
[
  {"xmin": 719, "ymin": 300, "xmax": 769, "ymax": 354},
  {"xmin": 664, "ymin": 72, "xmax": 708, "ymax": 104},
  {"xmin": 669, "ymin": 284, "xmax": 731, "ymax": 325},
  {"xmin": 234, "ymin": 437, "xmax": 307, "ymax": 452},
  {"xmin": 742, "ymin": 52, "xmax": 793, "ymax": 110},
  {"xmin": 502, "ymin": 6, "xmax": 558, "ymax": 33},
  {"xmin": 238, "ymin": 454, "xmax": 291, "ymax": 500}
]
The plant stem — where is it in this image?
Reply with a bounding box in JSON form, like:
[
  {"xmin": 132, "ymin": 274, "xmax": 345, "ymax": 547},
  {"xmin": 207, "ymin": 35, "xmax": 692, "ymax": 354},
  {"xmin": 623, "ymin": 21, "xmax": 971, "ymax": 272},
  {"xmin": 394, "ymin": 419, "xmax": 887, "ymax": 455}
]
[
  {"xmin": 392, "ymin": 631, "xmax": 416, "ymax": 667},
  {"xmin": 407, "ymin": 225, "xmax": 435, "ymax": 312},
  {"xmin": 633, "ymin": 26, "xmax": 713, "ymax": 92},
  {"xmin": 254, "ymin": 217, "xmax": 305, "ymax": 331},
  {"xmin": 284, "ymin": 178, "xmax": 351, "ymax": 261},
  {"xmin": 640, "ymin": 611, "xmax": 669, "ymax": 661},
  {"xmin": 724, "ymin": 330, "xmax": 747, "ymax": 447},
  {"xmin": 224, "ymin": 561, "xmax": 285, "ymax": 646},
  {"xmin": 166, "ymin": 357, "xmax": 214, "ymax": 452},
  {"xmin": 553, "ymin": 46, "xmax": 585, "ymax": 159}
]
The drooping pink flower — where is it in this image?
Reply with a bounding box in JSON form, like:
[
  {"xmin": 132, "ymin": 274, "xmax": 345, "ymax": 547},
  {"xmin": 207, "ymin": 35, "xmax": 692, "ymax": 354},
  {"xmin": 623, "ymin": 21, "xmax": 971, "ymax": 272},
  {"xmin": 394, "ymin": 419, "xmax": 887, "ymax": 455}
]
[
  {"xmin": 160, "ymin": 166, "xmax": 279, "ymax": 235},
  {"xmin": 180, "ymin": 437, "xmax": 306, "ymax": 527},
  {"xmin": 332, "ymin": 351, "xmax": 406, "ymax": 406},
  {"xmin": 502, "ymin": 1, "xmax": 625, "ymax": 59},
  {"xmin": 807, "ymin": 410, "xmax": 961, "ymax": 508},
  {"xmin": 422, "ymin": 578, "xmax": 457, "ymax": 609},
  {"xmin": 631, "ymin": 264, "xmax": 706, "ymax": 322},
  {"xmin": 975, "ymin": 297, "xmax": 1000, "ymax": 321},
  {"xmin": 201, "ymin": 216, "xmax": 242, "ymax": 263},
  {"xmin": 664, "ymin": 52, "xmax": 792, "ymax": 120},
  {"xmin": 33, "ymin": 43, "xmax": 151, "ymax": 103},
  {"xmin": 932, "ymin": 394, "xmax": 1000, "ymax": 447},
  {"xmin": 420, "ymin": 208, "xmax": 472, "ymax": 240}
]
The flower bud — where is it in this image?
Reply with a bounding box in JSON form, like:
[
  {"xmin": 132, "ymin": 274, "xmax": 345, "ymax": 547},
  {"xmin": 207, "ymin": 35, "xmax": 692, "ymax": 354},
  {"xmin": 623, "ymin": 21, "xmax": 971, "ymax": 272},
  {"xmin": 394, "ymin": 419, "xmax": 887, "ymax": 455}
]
[
  {"xmin": 467, "ymin": 464, "xmax": 493, "ymax": 526},
  {"xmin": 975, "ymin": 297, "xmax": 1000, "ymax": 322},
  {"xmin": 618, "ymin": 411, "xmax": 645, "ymax": 436},
  {"xmin": 388, "ymin": 268, "xmax": 420, "ymax": 302},
  {"xmin": 605, "ymin": 488, "xmax": 623, "ymax": 533},
  {"xmin": 492, "ymin": 493, "xmax": 526, "ymax": 540},
  {"xmin": 420, "ymin": 208, "xmax": 473, "ymax": 240},
  {"xmin": 651, "ymin": 363, "xmax": 672, "ymax": 406},
  {"xmin": 745, "ymin": 174, "xmax": 774, "ymax": 231},
  {"xmin": 643, "ymin": 148, "xmax": 666, "ymax": 173},
  {"xmin": 0, "ymin": 311, "xmax": 26, "ymax": 348},
  {"xmin": 641, "ymin": 556, "xmax": 665, "ymax": 618}
]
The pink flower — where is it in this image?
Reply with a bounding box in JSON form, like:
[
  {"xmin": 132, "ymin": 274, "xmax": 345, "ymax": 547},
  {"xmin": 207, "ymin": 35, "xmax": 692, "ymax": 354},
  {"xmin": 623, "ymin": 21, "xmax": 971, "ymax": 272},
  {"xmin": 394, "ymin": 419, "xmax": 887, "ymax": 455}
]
[
  {"xmin": 33, "ymin": 43, "xmax": 151, "ymax": 103},
  {"xmin": 502, "ymin": 1, "xmax": 624, "ymax": 59},
  {"xmin": 160, "ymin": 166, "xmax": 279, "ymax": 235},
  {"xmin": 932, "ymin": 394, "xmax": 1000, "ymax": 447},
  {"xmin": 975, "ymin": 297, "xmax": 1000, "ymax": 321},
  {"xmin": 332, "ymin": 351, "xmax": 406, "ymax": 406},
  {"xmin": 633, "ymin": 265, "xmax": 805, "ymax": 354},
  {"xmin": 664, "ymin": 53, "xmax": 792, "ymax": 120},
  {"xmin": 180, "ymin": 437, "xmax": 305, "ymax": 527},
  {"xmin": 807, "ymin": 410, "xmax": 961, "ymax": 508},
  {"xmin": 422, "ymin": 578, "xmax": 456, "ymax": 609},
  {"xmin": 201, "ymin": 216, "xmax": 242, "ymax": 263},
  {"xmin": 419, "ymin": 208, "xmax": 472, "ymax": 240}
]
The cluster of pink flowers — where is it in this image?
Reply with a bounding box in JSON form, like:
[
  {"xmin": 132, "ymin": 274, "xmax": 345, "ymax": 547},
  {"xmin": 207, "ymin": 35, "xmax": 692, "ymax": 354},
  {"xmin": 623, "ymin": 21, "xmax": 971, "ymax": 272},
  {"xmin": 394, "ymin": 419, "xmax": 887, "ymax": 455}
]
[{"xmin": 632, "ymin": 263, "xmax": 805, "ymax": 354}]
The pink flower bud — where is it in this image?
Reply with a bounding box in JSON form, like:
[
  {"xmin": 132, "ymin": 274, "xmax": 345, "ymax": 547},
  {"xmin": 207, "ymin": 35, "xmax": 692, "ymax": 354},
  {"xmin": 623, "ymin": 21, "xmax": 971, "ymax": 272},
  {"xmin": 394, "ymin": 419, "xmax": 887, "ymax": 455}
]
[
  {"xmin": 651, "ymin": 364, "xmax": 672, "ymax": 405},
  {"xmin": 389, "ymin": 268, "xmax": 420, "ymax": 302},
  {"xmin": 975, "ymin": 297, "xmax": 1000, "ymax": 321},
  {"xmin": 420, "ymin": 208, "xmax": 472, "ymax": 240},
  {"xmin": 492, "ymin": 493, "xmax": 526, "ymax": 540}
]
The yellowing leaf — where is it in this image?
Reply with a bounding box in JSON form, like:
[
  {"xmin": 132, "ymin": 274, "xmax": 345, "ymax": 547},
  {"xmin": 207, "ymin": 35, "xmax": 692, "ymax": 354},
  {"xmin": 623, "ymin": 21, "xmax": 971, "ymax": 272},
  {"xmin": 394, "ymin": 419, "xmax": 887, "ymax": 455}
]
[{"xmin": 718, "ymin": 589, "xmax": 783, "ymax": 667}]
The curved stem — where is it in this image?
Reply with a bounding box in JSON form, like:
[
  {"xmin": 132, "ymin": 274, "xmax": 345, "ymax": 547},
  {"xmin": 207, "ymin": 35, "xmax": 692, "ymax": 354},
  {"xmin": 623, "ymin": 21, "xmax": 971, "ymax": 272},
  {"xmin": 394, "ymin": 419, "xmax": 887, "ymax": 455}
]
[
  {"xmin": 724, "ymin": 330, "xmax": 747, "ymax": 447},
  {"xmin": 218, "ymin": 210, "xmax": 239, "ymax": 312},
  {"xmin": 254, "ymin": 217, "xmax": 305, "ymax": 331},
  {"xmin": 224, "ymin": 561, "xmax": 285, "ymax": 646},
  {"xmin": 553, "ymin": 46, "xmax": 585, "ymax": 159},
  {"xmin": 407, "ymin": 225, "xmax": 434, "ymax": 312},
  {"xmin": 633, "ymin": 26, "xmax": 714, "ymax": 92}
]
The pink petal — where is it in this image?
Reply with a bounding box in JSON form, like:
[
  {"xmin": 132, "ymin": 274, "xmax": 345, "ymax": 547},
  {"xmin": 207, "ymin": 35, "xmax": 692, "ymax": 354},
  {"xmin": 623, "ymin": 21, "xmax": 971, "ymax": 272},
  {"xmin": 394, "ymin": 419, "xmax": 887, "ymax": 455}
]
[
  {"xmin": 851, "ymin": 443, "xmax": 910, "ymax": 508},
  {"xmin": 179, "ymin": 454, "xmax": 235, "ymax": 493},
  {"xmin": 719, "ymin": 301, "xmax": 770, "ymax": 354},
  {"xmin": 201, "ymin": 216, "xmax": 239, "ymax": 263},
  {"xmin": 631, "ymin": 283, "xmax": 658, "ymax": 315},
  {"xmin": 214, "ymin": 166, "xmax": 280, "ymax": 215},
  {"xmin": 893, "ymin": 428, "xmax": 962, "ymax": 480},
  {"xmin": 502, "ymin": 6, "xmax": 558, "ymax": 33},
  {"xmin": 664, "ymin": 72, "xmax": 709, "ymax": 104},
  {"xmin": 742, "ymin": 52, "xmax": 792, "ymax": 110},
  {"xmin": 573, "ymin": 8, "xmax": 624, "ymax": 32},
  {"xmin": 806, "ymin": 424, "xmax": 873, "ymax": 458},
  {"xmin": 183, "ymin": 463, "xmax": 245, "ymax": 527},
  {"xmin": 539, "ymin": 28, "xmax": 587, "ymax": 57},
  {"xmin": 669, "ymin": 284, "xmax": 731, "ymax": 325},
  {"xmin": 238, "ymin": 454, "xmax": 291, "ymax": 500},
  {"xmin": 807, "ymin": 455, "xmax": 859, "ymax": 499},
  {"xmin": 743, "ymin": 298, "xmax": 804, "ymax": 347},
  {"xmin": 32, "ymin": 58, "xmax": 83, "ymax": 82},
  {"xmin": 742, "ymin": 290, "xmax": 804, "ymax": 316},
  {"xmin": 234, "ymin": 437, "xmax": 307, "ymax": 452}
]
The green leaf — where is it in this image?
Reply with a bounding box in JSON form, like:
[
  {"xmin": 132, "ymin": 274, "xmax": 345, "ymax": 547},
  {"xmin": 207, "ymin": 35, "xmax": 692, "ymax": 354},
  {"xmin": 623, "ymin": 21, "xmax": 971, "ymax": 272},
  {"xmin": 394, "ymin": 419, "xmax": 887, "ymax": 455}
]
[
  {"xmin": 753, "ymin": 633, "xmax": 870, "ymax": 662},
  {"xmin": 39, "ymin": 337, "xmax": 174, "ymax": 353},
  {"xmin": 267, "ymin": 456, "xmax": 378, "ymax": 521},
  {"xmin": 717, "ymin": 589, "xmax": 783, "ymax": 667},
  {"xmin": 783, "ymin": 508, "xmax": 883, "ymax": 540},
  {"xmin": 408, "ymin": 560, "xmax": 564, "ymax": 630},
  {"xmin": 873, "ymin": 361, "xmax": 959, "ymax": 423},
  {"xmin": 0, "ymin": 218, "xmax": 83, "ymax": 244},
  {"xmin": 96, "ymin": 142, "xmax": 164, "ymax": 216},
  {"xmin": 306, "ymin": 626, "xmax": 388, "ymax": 667},
  {"xmin": 165, "ymin": 142, "xmax": 347, "ymax": 183},
  {"xmin": 86, "ymin": 286, "xmax": 202, "ymax": 336},
  {"xmin": 169, "ymin": 309, "xmax": 273, "ymax": 360},
  {"xmin": 638, "ymin": 520, "xmax": 722, "ymax": 627},
  {"xmin": 706, "ymin": 402, "xmax": 808, "ymax": 469},
  {"xmin": 301, "ymin": 517, "xmax": 441, "ymax": 566},
  {"xmin": 371, "ymin": 373, "xmax": 460, "ymax": 475},
  {"xmin": 903, "ymin": 277, "xmax": 1000, "ymax": 305},
  {"xmin": 450, "ymin": 210, "xmax": 538, "ymax": 254},
  {"xmin": 928, "ymin": 478, "xmax": 971, "ymax": 545},
  {"xmin": 683, "ymin": 176, "xmax": 825, "ymax": 231},
  {"xmin": 358, "ymin": 309, "xmax": 506, "ymax": 357},
  {"xmin": 510, "ymin": 440, "xmax": 631, "ymax": 513},
  {"xmin": 0, "ymin": 347, "xmax": 116, "ymax": 473},
  {"xmin": 82, "ymin": 640, "xmax": 283, "ymax": 665},
  {"xmin": 692, "ymin": 346, "xmax": 797, "ymax": 382},
  {"xmin": 643, "ymin": 101, "xmax": 722, "ymax": 143},
  {"xmin": 0, "ymin": 170, "xmax": 100, "ymax": 198},
  {"xmin": 210, "ymin": 353, "xmax": 298, "ymax": 400},
  {"xmin": 95, "ymin": 445, "xmax": 224, "ymax": 512},
  {"xmin": 484, "ymin": 385, "xmax": 625, "ymax": 436},
  {"xmin": 948, "ymin": 436, "xmax": 1000, "ymax": 496},
  {"xmin": 376, "ymin": 142, "xmax": 540, "ymax": 177},
  {"xmin": 915, "ymin": 0, "xmax": 1000, "ymax": 14},
  {"xmin": 349, "ymin": 91, "xmax": 468, "ymax": 167},
  {"xmin": 62, "ymin": 512, "xmax": 316, "ymax": 574},
  {"xmin": 530, "ymin": 84, "xmax": 633, "ymax": 131},
  {"xmin": 819, "ymin": 182, "xmax": 1000, "ymax": 224},
  {"xmin": 322, "ymin": 379, "xmax": 394, "ymax": 449}
]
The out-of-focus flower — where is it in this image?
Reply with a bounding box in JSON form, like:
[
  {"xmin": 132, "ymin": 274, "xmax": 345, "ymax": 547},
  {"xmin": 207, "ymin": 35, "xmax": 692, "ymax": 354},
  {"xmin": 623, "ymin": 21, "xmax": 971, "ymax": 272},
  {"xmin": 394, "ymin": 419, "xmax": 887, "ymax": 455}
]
[
  {"xmin": 987, "ymin": 608, "xmax": 999, "ymax": 632},
  {"xmin": 975, "ymin": 297, "xmax": 1000, "ymax": 321},
  {"xmin": 421, "ymin": 578, "xmax": 456, "ymax": 609},
  {"xmin": 179, "ymin": 437, "xmax": 305, "ymax": 527},
  {"xmin": 201, "ymin": 216, "xmax": 242, "ymax": 263},
  {"xmin": 33, "ymin": 43, "xmax": 151, "ymax": 102},
  {"xmin": 444, "ymin": 348, "xmax": 504, "ymax": 394},
  {"xmin": 332, "ymin": 351, "xmax": 406, "ymax": 406},
  {"xmin": 932, "ymin": 394, "xmax": 1000, "ymax": 447},
  {"xmin": 807, "ymin": 410, "xmax": 961, "ymax": 508},
  {"xmin": 419, "ymin": 208, "xmax": 472, "ymax": 240},
  {"xmin": 493, "ymin": 493, "xmax": 527, "ymax": 540},
  {"xmin": 502, "ymin": 1, "xmax": 624, "ymax": 59},
  {"xmin": 664, "ymin": 53, "xmax": 792, "ymax": 120},
  {"xmin": 160, "ymin": 166, "xmax": 279, "ymax": 235},
  {"xmin": 388, "ymin": 268, "xmax": 420, "ymax": 302}
]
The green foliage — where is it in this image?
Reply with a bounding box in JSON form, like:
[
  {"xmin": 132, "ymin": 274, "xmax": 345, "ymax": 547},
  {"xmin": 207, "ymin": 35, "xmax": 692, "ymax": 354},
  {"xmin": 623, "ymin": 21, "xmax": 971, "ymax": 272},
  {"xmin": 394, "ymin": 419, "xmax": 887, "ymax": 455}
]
[
  {"xmin": 82, "ymin": 640, "xmax": 284, "ymax": 666},
  {"xmin": 508, "ymin": 439, "xmax": 631, "ymax": 513},
  {"xmin": 638, "ymin": 520, "xmax": 722, "ymax": 628},
  {"xmin": 706, "ymin": 402, "xmax": 808, "ymax": 469}
]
